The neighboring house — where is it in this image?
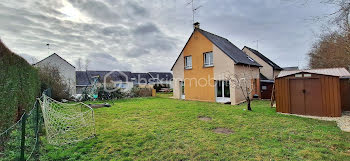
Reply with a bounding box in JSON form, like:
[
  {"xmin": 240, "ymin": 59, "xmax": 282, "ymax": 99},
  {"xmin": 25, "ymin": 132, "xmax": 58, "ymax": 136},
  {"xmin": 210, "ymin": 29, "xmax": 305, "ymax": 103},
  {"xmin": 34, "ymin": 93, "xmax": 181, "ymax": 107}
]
[
  {"xmin": 76, "ymin": 71, "xmax": 174, "ymax": 94},
  {"xmin": 171, "ymin": 23, "xmax": 261, "ymax": 105},
  {"xmin": 242, "ymin": 46, "xmax": 283, "ymax": 99},
  {"xmin": 75, "ymin": 71, "xmax": 134, "ymax": 94},
  {"xmin": 132, "ymin": 73, "xmax": 152, "ymax": 85},
  {"xmin": 148, "ymin": 72, "xmax": 173, "ymax": 88},
  {"xmin": 34, "ymin": 53, "xmax": 76, "ymax": 95},
  {"xmin": 242, "ymin": 46, "xmax": 283, "ymax": 80}
]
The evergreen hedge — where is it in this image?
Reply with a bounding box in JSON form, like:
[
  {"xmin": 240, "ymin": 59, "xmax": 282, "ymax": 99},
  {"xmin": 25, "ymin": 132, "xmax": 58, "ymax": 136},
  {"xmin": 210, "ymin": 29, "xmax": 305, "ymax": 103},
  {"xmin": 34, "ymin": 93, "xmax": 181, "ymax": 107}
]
[{"xmin": 0, "ymin": 40, "xmax": 40, "ymax": 131}]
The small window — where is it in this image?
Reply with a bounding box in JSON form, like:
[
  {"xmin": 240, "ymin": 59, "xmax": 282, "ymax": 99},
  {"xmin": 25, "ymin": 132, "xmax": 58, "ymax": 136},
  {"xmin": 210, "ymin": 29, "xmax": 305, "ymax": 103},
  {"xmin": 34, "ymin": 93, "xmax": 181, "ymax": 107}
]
[
  {"xmin": 304, "ymin": 74, "xmax": 311, "ymax": 77},
  {"xmin": 185, "ymin": 56, "xmax": 192, "ymax": 69},
  {"xmin": 247, "ymin": 56, "xmax": 255, "ymax": 62},
  {"xmin": 295, "ymin": 74, "xmax": 303, "ymax": 78},
  {"xmin": 204, "ymin": 52, "xmax": 213, "ymax": 67},
  {"xmin": 262, "ymin": 86, "xmax": 267, "ymax": 90}
]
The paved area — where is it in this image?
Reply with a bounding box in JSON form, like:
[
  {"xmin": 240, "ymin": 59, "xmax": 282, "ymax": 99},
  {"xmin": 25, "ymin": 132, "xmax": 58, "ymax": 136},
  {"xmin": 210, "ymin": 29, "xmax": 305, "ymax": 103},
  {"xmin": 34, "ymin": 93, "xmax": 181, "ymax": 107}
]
[{"xmin": 282, "ymin": 112, "xmax": 350, "ymax": 132}]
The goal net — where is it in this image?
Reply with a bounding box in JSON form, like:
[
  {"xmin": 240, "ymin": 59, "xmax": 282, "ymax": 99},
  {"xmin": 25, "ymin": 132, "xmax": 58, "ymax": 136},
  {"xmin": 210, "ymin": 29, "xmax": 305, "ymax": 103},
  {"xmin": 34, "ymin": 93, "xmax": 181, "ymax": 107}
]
[{"xmin": 38, "ymin": 94, "xmax": 96, "ymax": 145}]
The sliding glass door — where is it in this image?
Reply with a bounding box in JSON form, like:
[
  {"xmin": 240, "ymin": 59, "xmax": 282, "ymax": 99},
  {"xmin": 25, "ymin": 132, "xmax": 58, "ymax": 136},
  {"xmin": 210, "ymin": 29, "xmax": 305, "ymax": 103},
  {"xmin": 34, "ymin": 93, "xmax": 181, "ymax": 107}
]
[{"xmin": 216, "ymin": 80, "xmax": 230, "ymax": 103}]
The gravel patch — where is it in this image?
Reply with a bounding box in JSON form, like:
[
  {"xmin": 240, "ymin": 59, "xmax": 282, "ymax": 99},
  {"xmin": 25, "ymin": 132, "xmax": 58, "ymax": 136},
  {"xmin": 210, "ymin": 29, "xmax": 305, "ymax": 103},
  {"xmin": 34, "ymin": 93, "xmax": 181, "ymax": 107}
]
[{"xmin": 281, "ymin": 111, "xmax": 350, "ymax": 132}]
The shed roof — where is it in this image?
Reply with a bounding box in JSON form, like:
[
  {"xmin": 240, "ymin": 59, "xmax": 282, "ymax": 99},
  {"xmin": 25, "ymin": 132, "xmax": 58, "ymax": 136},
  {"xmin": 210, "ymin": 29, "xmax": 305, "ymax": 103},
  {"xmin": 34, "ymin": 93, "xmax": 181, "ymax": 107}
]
[{"xmin": 277, "ymin": 68, "xmax": 350, "ymax": 78}]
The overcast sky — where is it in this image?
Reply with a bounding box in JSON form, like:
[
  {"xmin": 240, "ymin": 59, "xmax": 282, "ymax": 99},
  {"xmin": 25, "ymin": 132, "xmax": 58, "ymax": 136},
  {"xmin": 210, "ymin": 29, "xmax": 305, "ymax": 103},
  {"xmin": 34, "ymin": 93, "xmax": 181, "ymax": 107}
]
[{"xmin": 0, "ymin": 0, "xmax": 338, "ymax": 72}]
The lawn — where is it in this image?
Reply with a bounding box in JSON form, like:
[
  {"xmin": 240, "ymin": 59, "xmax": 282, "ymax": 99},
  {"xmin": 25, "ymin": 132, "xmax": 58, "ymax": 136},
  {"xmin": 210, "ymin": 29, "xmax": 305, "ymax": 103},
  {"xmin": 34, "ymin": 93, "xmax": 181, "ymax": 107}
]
[{"xmin": 40, "ymin": 95, "xmax": 350, "ymax": 160}]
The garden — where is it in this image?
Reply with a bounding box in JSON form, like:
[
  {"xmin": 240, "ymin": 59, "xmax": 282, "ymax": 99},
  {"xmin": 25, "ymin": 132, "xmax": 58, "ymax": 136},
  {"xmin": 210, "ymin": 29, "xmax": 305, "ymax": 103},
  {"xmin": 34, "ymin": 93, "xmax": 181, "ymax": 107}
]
[{"xmin": 39, "ymin": 95, "xmax": 350, "ymax": 160}]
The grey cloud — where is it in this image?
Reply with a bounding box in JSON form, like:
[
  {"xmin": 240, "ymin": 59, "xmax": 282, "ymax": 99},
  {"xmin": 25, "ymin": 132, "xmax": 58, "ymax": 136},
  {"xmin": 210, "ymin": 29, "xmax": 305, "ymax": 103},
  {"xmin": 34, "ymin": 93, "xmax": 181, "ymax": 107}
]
[
  {"xmin": 133, "ymin": 23, "xmax": 159, "ymax": 34},
  {"xmin": 0, "ymin": 0, "xmax": 338, "ymax": 72},
  {"xmin": 84, "ymin": 53, "xmax": 131, "ymax": 71}
]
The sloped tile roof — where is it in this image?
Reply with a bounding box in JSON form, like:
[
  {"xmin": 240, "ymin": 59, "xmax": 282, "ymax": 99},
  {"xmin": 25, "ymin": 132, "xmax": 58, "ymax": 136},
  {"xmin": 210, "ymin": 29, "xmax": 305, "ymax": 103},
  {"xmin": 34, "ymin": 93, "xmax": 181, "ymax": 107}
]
[
  {"xmin": 243, "ymin": 46, "xmax": 282, "ymax": 70},
  {"xmin": 148, "ymin": 72, "xmax": 173, "ymax": 81},
  {"xmin": 76, "ymin": 71, "xmax": 133, "ymax": 86},
  {"xmin": 171, "ymin": 28, "xmax": 261, "ymax": 70},
  {"xmin": 197, "ymin": 29, "xmax": 261, "ymax": 67}
]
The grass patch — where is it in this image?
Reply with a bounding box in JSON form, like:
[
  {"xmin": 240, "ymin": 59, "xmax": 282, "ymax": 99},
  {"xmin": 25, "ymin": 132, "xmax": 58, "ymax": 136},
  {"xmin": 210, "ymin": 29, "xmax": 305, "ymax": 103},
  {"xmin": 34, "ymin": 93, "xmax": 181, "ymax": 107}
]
[{"xmin": 40, "ymin": 97, "xmax": 350, "ymax": 160}]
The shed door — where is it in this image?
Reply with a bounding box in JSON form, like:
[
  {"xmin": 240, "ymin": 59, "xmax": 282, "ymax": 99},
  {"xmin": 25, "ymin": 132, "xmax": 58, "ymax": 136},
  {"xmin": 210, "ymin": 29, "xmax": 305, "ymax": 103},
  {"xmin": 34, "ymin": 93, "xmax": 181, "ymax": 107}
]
[
  {"xmin": 290, "ymin": 79, "xmax": 305, "ymax": 114},
  {"xmin": 289, "ymin": 78, "xmax": 323, "ymax": 116},
  {"xmin": 304, "ymin": 79, "xmax": 323, "ymax": 116}
]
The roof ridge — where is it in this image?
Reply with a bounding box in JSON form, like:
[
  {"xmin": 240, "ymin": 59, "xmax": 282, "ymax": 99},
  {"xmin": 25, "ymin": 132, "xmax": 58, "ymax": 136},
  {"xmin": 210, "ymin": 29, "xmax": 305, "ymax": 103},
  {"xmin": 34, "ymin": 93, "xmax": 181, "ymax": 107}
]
[{"xmin": 196, "ymin": 28, "xmax": 229, "ymax": 41}]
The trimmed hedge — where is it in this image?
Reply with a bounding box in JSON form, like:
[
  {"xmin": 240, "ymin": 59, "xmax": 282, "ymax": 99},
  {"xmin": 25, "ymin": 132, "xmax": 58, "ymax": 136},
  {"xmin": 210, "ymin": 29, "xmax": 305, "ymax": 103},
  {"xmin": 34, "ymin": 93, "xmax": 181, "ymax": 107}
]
[{"xmin": 0, "ymin": 40, "xmax": 40, "ymax": 131}]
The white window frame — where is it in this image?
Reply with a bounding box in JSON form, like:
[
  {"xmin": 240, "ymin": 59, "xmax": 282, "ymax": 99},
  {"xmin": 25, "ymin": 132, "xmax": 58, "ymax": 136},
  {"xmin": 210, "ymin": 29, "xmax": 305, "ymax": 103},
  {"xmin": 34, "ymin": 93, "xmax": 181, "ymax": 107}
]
[
  {"xmin": 204, "ymin": 52, "xmax": 213, "ymax": 67},
  {"xmin": 216, "ymin": 80, "xmax": 230, "ymax": 103},
  {"xmin": 185, "ymin": 56, "xmax": 192, "ymax": 69}
]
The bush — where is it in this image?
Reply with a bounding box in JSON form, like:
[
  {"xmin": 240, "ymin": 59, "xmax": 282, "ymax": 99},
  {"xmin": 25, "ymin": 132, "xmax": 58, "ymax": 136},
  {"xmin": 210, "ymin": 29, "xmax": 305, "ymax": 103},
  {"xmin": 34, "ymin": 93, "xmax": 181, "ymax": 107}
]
[
  {"xmin": 0, "ymin": 40, "xmax": 40, "ymax": 131},
  {"xmin": 38, "ymin": 66, "xmax": 70, "ymax": 100},
  {"xmin": 128, "ymin": 87, "xmax": 152, "ymax": 97},
  {"xmin": 97, "ymin": 87, "xmax": 125, "ymax": 100}
]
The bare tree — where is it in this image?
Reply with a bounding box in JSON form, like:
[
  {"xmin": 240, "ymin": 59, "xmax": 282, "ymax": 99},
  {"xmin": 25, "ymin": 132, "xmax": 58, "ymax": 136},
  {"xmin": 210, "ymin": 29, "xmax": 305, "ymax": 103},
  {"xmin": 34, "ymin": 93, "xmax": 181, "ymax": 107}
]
[
  {"xmin": 84, "ymin": 58, "xmax": 90, "ymax": 71},
  {"xmin": 308, "ymin": 29, "xmax": 350, "ymax": 70},
  {"xmin": 225, "ymin": 66, "xmax": 257, "ymax": 111},
  {"xmin": 76, "ymin": 57, "xmax": 82, "ymax": 71}
]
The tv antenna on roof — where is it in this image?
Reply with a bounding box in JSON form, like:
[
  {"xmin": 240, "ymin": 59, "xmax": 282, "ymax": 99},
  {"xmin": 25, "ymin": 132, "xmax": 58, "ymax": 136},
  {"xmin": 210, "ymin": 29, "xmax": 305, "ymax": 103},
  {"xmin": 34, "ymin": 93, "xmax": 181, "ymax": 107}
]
[
  {"xmin": 187, "ymin": 0, "xmax": 202, "ymax": 25},
  {"xmin": 46, "ymin": 43, "xmax": 50, "ymax": 55}
]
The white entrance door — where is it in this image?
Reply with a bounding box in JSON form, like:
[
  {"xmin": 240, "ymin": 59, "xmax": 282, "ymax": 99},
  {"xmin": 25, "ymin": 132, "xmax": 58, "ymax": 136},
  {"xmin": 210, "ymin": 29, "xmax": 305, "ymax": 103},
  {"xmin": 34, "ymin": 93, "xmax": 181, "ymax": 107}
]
[
  {"xmin": 180, "ymin": 81, "xmax": 185, "ymax": 99},
  {"xmin": 216, "ymin": 80, "xmax": 230, "ymax": 103}
]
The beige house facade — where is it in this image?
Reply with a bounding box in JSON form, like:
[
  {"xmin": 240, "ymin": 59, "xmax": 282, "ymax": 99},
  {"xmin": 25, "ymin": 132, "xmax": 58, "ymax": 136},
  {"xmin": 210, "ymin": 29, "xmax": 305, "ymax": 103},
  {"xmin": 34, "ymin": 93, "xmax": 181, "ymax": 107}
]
[{"xmin": 171, "ymin": 23, "xmax": 261, "ymax": 105}]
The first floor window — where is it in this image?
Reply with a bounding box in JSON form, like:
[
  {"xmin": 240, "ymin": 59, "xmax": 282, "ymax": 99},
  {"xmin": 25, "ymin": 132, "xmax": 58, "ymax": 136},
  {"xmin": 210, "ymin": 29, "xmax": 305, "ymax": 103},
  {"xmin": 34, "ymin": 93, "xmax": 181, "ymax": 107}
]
[
  {"xmin": 204, "ymin": 52, "xmax": 213, "ymax": 67},
  {"xmin": 185, "ymin": 56, "xmax": 192, "ymax": 69},
  {"xmin": 217, "ymin": 81, "xmax": 230, "ymax": 98}
]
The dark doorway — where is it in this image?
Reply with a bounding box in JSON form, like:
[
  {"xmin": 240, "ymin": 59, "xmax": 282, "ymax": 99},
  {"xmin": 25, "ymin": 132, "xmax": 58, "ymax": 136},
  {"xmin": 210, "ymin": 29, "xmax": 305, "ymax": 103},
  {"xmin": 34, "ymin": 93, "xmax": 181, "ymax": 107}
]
[{"xmin": 260, "ymin": 82, "xmax": 273, "ymax": 99}]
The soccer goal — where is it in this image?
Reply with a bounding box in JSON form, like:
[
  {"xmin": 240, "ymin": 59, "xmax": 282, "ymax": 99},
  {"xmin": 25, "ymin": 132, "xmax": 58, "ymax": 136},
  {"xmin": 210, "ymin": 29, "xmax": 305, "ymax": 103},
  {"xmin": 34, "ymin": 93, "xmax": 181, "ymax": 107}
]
[{"xmin": 38, "ymin": 94, "xmax": 96, "ymax": 145}]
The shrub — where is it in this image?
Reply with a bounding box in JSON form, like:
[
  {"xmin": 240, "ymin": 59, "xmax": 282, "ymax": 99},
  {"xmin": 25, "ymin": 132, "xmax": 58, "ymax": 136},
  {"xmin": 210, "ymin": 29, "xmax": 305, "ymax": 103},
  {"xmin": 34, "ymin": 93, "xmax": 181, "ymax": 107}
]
[
  {"xmin": 0, "ymin": 40, "xmax": 40, "ymax": 131},
  {"xmin": 97, "ymin": 87, "xmax": 125, "ymax": 100},
  {"xmin": 38, "ymin": 66, "xmax": 70, "ymax": 100},
  {"xmin": 128, "ymin": 87, "xmax": 152, "ymax": 97}
]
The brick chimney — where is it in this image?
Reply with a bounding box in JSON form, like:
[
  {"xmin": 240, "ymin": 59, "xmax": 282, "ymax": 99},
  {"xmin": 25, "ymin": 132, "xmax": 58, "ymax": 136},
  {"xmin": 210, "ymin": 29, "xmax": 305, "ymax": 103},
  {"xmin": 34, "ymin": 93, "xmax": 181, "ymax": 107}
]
[{"xmin": 193, "ymin": 22, "xmax": 200, "ymax": 29}]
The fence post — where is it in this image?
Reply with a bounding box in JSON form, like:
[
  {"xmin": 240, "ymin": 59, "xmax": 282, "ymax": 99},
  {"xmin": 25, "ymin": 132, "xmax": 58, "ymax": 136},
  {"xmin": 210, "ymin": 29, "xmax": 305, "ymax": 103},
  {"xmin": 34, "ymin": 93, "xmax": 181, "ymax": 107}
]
[
  {"xmin": 20, "ymin": 111, "xmax": 27, "ymax": 161},
  {"xmin": 35, "ymin": 100, "xmax": 40, "ymax": 160},
  {"xmin": 35, "ymin": 100, "xmax": 39, "ymax": 135}
]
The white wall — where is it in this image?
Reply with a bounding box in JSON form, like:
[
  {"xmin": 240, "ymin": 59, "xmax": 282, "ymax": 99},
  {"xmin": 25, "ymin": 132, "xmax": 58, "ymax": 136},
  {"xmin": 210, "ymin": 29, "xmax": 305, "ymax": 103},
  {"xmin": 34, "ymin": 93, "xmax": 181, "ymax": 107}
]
[
  {"xmin": 34, "ymin": 54, "xmax": 76, "ymax": 95},
  {"xmin": 171, "ymin": 52, "xmax": 184, "ymax": 99}
]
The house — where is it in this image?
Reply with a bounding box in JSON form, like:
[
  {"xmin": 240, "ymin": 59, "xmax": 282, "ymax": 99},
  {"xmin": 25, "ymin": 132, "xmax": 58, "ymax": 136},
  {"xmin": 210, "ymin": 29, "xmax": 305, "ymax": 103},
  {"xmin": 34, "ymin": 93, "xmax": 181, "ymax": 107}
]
[
  {"xmin": 171, "ymin": 22, "xmax": 261, "ymax": 105},
  {"xmin": 275, "ymin": 68, "xmax": 350, "ymax": 117},
  {"xmin": 148, "ymin": 72, "xmax": 173, "ymax": 89},
  {"xmin": 34, "ymin": 53, "xmax": 76, "ymax": 95},
  {"xmin": 242, "ymin": 46, "xmax": 283, "ymax": 99},
  {"xmin": 76, "ymin": 71, "xmax": 174, "ymax": 94},
  {"xmin": 76, "ymin": 71, "xmax": 134, "ymax": 94}
]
